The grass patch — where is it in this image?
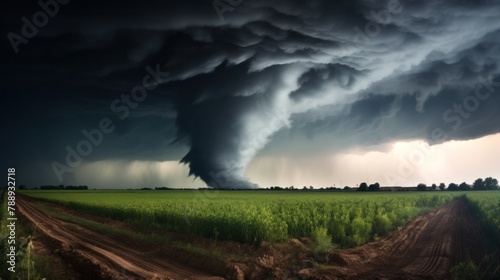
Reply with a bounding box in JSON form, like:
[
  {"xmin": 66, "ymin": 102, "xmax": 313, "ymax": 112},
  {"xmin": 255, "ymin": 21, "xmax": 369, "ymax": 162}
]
[
  {"xmin": 173, "ymin": 242, "xmax": 226, "ymax": 261},
  {"xmin": 450, "ymin": 259, "xmax": 481, "ymax": 280}
]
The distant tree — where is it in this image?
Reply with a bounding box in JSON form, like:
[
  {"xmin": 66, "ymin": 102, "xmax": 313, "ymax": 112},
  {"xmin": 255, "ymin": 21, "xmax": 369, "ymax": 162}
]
[
  {"xmin": 368, "ymin": 182, "xmax": 380, "ymax": 191},
  {"xmin": 343, "ymin": 186, "xmax": 351, "ymax": 190},
  {"xmin": 41, "ymin": 185, "xmax": 63, "ymax": 190},
  {"xmin": 417, "ymin": 183, "xmax": 427, "ymax": 191},
  {"xmin": 473, "ymin": 178, "xmax": 485, "ymax": 190},
  {"xmin": 459, "ymin": 182, "xmax": 471, "ymax": 191},
  {"xmin": 484, "ymin": 177, "xmax": 499, "ymax": 190},
  {"xmin": 358, "ymin": 182, "xmax": 368, "ymax": 191},
  {"xmin": 303, "ymin": 186, "xmax": 307, "ymax": 190},
  {"xmin": 439, "ymin": 183, "xmax": 446, "ymax": 191},
  {"xmin": 431, "ymin": 184, "xmax": 437, "ymax": 191},
  {"xmin": 309, "ymin": 186, "xmax": 314, "ymax": 190},
  {"xmin": 65, "ymin": 185, "xmax": 88, "ymax": 190},
  {"xmin": 448, "ymin": 183, "xmax": 460, "ymax": 191}
]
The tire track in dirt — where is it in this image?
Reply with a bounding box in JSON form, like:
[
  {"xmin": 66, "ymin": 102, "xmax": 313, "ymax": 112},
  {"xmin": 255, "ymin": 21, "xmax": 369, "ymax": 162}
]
[
  {"xmin": 17, "ymin": 197, "xmax": 224, "ymax": 280},
  {"xmin": 410, "ymin": 205, "xmax": 452, "ymax": 277},
  {"xmin": 328, "ymin": 199, "xmax": 489, "ymax": 279}
]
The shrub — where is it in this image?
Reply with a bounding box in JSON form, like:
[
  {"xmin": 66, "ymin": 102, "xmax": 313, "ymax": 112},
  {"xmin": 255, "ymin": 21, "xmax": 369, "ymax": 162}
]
[
  {"xmin": 312, "ymin": 227, "xmax": 333, "ymax": 254},
  {"xmin": 450, "ymin": 260, "xmax": 480, "ymax": 280}
]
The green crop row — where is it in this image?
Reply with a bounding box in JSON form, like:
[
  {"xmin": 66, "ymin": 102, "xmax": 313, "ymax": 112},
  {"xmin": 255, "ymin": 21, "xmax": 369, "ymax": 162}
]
[
  {"xmin": 464, "ymin": 192, "xmax": 500, "ymax": 248},
  {"xmin": 21, "ymin": 190, "xmax": 459, "ymax": 247}
]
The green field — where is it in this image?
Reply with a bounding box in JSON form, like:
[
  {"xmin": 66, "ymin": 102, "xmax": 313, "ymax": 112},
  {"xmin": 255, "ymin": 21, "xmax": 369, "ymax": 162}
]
[
  {"xmin": 465, "ymin": 192, "xmax": 500, "ymax": 248},
  {"xmin": 21, "ymin": 190, "xmax": 484, "ymax": 247}
]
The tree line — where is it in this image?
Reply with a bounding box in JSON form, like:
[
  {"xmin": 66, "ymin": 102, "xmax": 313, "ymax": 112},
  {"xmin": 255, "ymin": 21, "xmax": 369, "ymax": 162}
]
[
  {"xmin": 6, "ymin": 177, "xmax": 499, "ymax": 191},
  {"xmin": 417, "ymin": 177, "xmax": 499, "ymax": 191},
  {"xmin": 37, "ymin": 185, "xmax": 89, "ymax": 190},
  {"xmin": 356, "ymin": 177, "xmax": 499, "ymax": 192}
]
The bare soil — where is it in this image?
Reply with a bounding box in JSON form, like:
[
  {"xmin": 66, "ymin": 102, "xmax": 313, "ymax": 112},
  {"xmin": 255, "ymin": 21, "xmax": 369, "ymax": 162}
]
[
  {"xmin": 17, "ymin": 196, "xmax": 493, "ymax": 280},
  {"xmin": 320, "ymin": 199, "xmax": 491, "ymax": 279},
  {"xmin": 17, "ymin": 196, "xmax": 225, "ymax": 280}
]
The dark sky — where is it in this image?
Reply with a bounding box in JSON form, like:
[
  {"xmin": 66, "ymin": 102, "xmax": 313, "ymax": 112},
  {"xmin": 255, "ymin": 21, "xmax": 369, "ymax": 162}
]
[{"xmin": 2, "ymin": 0, "xmax": 500, "ymax": 188}]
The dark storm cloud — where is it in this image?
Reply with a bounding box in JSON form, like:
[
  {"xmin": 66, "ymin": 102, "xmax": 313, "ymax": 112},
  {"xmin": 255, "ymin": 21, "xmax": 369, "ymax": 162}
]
[
  {"xmin": 2, "ymin": 0, "xmax": 500, "ymax": 188},
  {"xmin": 290, "ymin": 64, "xmax": 362, "ymax": 101}
]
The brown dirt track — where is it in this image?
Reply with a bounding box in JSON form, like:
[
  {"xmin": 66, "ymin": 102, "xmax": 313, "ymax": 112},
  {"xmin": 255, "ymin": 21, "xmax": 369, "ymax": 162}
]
[
  {"xmin": 17, "ymin": 196, "xmax": 224, "ymax": 280},
  {"xmin": 322, "ymin": 199, "xmax": 490, "ymax": 279},
  {"xmin": 17, "ymin": 196, "xmax": 492, "ymax": 280}
]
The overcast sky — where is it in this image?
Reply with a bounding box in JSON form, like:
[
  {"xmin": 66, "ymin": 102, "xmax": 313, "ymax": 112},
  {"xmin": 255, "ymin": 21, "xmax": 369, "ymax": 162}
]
[{"xmin": 2, "ymin": 0, "xmax": 500, "ymax": 189}]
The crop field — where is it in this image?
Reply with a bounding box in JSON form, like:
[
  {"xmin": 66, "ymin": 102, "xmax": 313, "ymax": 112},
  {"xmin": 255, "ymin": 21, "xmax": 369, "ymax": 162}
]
[
  {"xmin": 20, "ymin": 190, "xmax": 472, "ymax": 247},
  {"xmin": 465, "ymin": 192, "xmax": 500, "ymax": 247},
  {"xmin": 14, "ymin": 190, "xmax": 500, "ymax": 279}
]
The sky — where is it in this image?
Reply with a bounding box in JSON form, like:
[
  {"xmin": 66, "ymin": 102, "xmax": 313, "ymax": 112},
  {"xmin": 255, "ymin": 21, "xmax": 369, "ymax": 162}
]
[{"xmin": 2, "ymin": 0, "xmax": 500, "ymax": 189}]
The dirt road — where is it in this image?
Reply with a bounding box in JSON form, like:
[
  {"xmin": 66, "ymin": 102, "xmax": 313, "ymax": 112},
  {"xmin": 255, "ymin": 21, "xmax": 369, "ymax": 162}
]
[
  {"xmin": 17, "ymin": 197, "xmax": 224, "ymax": 280},
  {"xmin": 326, "ymin": 199, "xmax": 490, "ymax": 279}
]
